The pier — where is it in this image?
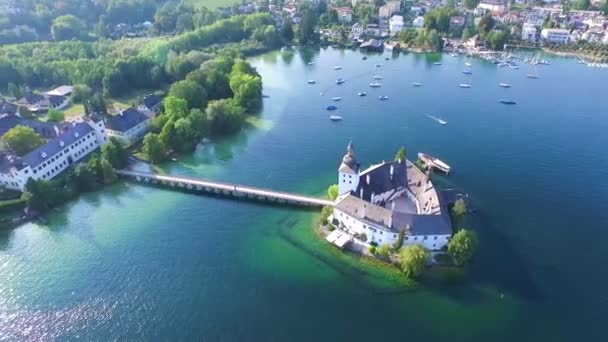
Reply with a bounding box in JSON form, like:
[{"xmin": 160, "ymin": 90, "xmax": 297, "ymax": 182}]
[{"xmin": 116, "ymin": 170, "xmax": 334, "ymax": 208}]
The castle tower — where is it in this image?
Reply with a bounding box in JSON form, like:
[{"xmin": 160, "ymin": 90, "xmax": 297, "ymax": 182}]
[{"xmin": 338, "ymin": 141, "xmax": 360, "ymax": 196}]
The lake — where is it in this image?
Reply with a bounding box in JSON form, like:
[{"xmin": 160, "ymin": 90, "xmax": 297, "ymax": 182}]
[{"xmin": 1, "ymin": 47, "xmax": 607, "ymax": 341}]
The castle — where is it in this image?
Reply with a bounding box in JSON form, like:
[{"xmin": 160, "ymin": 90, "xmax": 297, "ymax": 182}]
[{"xmin": 332, "ymin": 142, "xmax": 453, "ymax": 251}]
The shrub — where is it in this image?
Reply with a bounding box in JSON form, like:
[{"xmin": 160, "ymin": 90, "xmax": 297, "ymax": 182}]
[
  {"xmin": 368, "ymin": 246, "xmax": 376, "ymax": 254},
  {"xmin": 399, "ymin": 244, "xmax": 430, "ymax": 278},
  {"xmin": 377, "ymin": 244, "xmax": 391, "ymax": 258}
]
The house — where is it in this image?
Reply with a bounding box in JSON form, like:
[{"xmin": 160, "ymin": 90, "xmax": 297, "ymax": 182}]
[
  {"xmin": 331, "ymin": 142, "xmax": 453, "ymax": 251},
  {"xmin": 137, "ymin": 94, "xmax": 163, "ymax": 115},
  {"xmin": 389, "ymin": 15, "xmax": 404, "ymax": 34},
  {"xmin": 104, "ymin": 108, "xmax": 149, "ymax": 147},
  {"xmin": 0, "ymin": 114, "xmax": 60, "ymax": 139},
  {"xmin": 16, "ymin": 93, "xmax": 69, "ymax": 112},
  {"xmin": 541, "ymin": 28, "xmax": 570, "ymax": 44},
  {"xmin": 334, "ymin": 7, "xmax": 353, "ymax": 23},
  {"xmin": 365, "ymin": 24, "xmax": 381, "ymax": 37},
  {"xmin": 477, "ymin": 0, "xmax": 507, "ymax": 15},
  {"xmin": 413, "ymin": 16, "xmax": 425, "ymax": 28},
  {"xmin": 385, "ymin": 41, "xmax": 401, "ymax": 51},
  {"xmin": 379, "ymin": 1, "xmax": 401, "ymax": 18},
  {"xmin": 0, "ymin": 119, "xmax": 107, "ymax": 191},
  {"xmin": 465, "ymin": 34, "xmax": 486, "ymax": 49},
  {"xmin": 351, "ymin": 23, "xmax": 363, "ymax": 37},
  {"xmin": 360, "ymin": 39, "xmax": 384, "ymax": 51},
  {"xmin": 522, "ymin": 23, "xmax": 537, "ymax": 41},
  {"xmin": 45, "ymin": 85, "xmax": 73, "ymax": 97}
]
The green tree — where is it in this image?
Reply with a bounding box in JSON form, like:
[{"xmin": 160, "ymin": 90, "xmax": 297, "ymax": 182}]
[
  {"xmin": 51, "ymin": 15, "xmax": 86, "ymax": 41},
  {"xmin": 462, "ymin": 26, "xmax": 472, "ymax": 41},
  {"xmin": 298, "ymin": 9, "xmax": 318, "ymax": 45},
  {"xmin": 206, "ymin": 99, "xmax": 245, "ymax": 135},
  {"xmin": 451, "ymin": 198, "xmax": 468, "ymax": 219},
  {"xmin": 101, "ymin": 137, "xmax": 129, "ymax": 169},
  {"xmin": 46, "ymin": 108, "xmax": 65, "ymax": 122},
  {"xmin": 163, "ymin": 96, "xmax": 190, "ymax": 119},
  {"xmin": 230, "ymin": 73, "xmax": 263, "ymax": 112},
  {"xmin": 168, "ymin": 80, "xmax": 207, "ymax": 109},
  {"xmin": 399, "ymin": 244, "xmax": 430, "ymax": 278},
  {"xmin": 22, "ymin": 179, "xmax": 56, "ymax": 212},
  {"xmin": 463, "ymin": 0, "xmax": 480, "ymax": 9},
  {"xmin": 478, "ymin": 14, "xmax": 495, "ymax": 34},
  {"xmin": 0, "ymin": 125, "xmax": 44, "ymax": 156},
  {"xmin": 142, "ymin": 133, "xmax": 166, "ymax": 164},
  {"xmin": 73, "ymin": 163, "xmax": 98, "ymax": 192},
  {"xmin": 71, "ymin": 84, "xmax": 92, "ymax": 103},
  {"xmin": 447, "ymin": 229, "xmax": 478, "ymax": 266},
  {"xmin": 486, "ymin": 30, "xmax": 508, "ymax": 50},
  {"xmin": 573, "ymin": 0, "xmax": 591, "ymax": 10},
  {"xmin": 280, "ymin": 20, "xmax": 294, "ymax": 43},
  {"xmin": 327, "ymin": 184, "xmax": 339, "ymax": 200},
  {"xmin": 100, "ymin": 158, "xmax": 117, "ymax": 184},
  {"xmin": 377, "ymin": 244, "xmax": 391, "ymax": 258},
  {"xmin": 395, "ymin": 146, "xmax": 407, "ymax": 161},
  {"xmin": 7, "ymin": 82, "xmax": 22, "ymax": 99},
  {"xmin": 401, "ymin": 29, "xmax": 417, "ymax": 45},
  {"xmin": 189, "ymin": 108, "xmax": 209, "ymax": 137}
]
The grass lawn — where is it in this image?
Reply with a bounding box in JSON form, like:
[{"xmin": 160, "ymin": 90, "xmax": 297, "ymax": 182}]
[
  {"xmin": 109, "ymin": 88, "xmax": 160, "ymax": 114},
  {"xmin": 185, "ymin": 0, "xmax": 241, "ymax": 9},
  {"xmin": 62, "ymin": 103, "xmax": 85, "ymax": 119}
]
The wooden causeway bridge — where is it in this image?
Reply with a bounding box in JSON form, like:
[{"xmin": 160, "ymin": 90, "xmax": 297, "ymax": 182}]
[{"xmin": 117, "ymin": 170, "xmax": 334, "ymax": 208}]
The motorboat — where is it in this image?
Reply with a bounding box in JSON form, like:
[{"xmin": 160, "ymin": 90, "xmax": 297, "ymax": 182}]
[
  {"xmin": 499, "ymin": 99, "xmax": 517, "ymax": 105},
  {"xmin": 334, "ymin": 66, "xmax": 343, "ymax": 70},
  {"xmin": 373, "ymin": 75, "xmax": 383, "ymax": 80},
  {"xmin": 412, "ymin": 82, "xmax": 422, "ymax": 87},
  {"xmin": 375, "ymin": 63, "xmax": 382, "ymax": 67},
  {"xmin": 459, "ymin": 83, "xmax": 471, "ymax": 88},
  {"xmin": 362, "ymin": 56, "xmax": 368, "ymax": 60},
  {"xmin": 307, "ymin": 80, "xmax": 316, "ymax": 84},
  {"xmin": 369, "ymin": 82, "xmax": 381, "ymax": 87},
  {"xmin": 336, "ymin": 78, "xmax": 345, "ymax": 84},
  {"xmin": 426, "ymin": 114, "xmax": 447, "ymax": 125},
  {"xmin": 357, "ymin": 91, "xmax": 367, "ymax": 96},
  {"xmin": 433, "ymin": 62, "xmax": 442, "ymax": 65},
  {"xmin": 326, "ymin": 105, "xmax": 338, "ymax": 110},
  {"xmin": 499, "ymin": 83, "xmax": 510, "ymax": 88},
  {"xmin": 378, "ymin": 96, "xmax": 389, "ymax": 101},
  {"xmin": 332, "ymin": 97, "xmax": 342, "ymax": 101},
  {"xmin": 462, "ymin": 70, "xmax": 472, "ymax": 75},
  {"xmin": 329, "ymin": 115, "xmax": 343, "ymax": 121},
  {"xmin": 307, "ymin": 62, "xmax": 314, "ymax": 65},
  {"xmin": 418, "ymin": 152, "xmax": 451, "ymax": 174},
  {"xmin": 465, "ymin": 62, "xmax": 472, "ymax": 67},
  {"xmin": 385, "ymin": 57, "xmax": 390, "ymax": 61}
]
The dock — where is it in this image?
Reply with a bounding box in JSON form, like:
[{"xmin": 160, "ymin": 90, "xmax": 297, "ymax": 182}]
[
  {"xmin": 418, "ymin": 153, "xmax": 451, "ymax": 174},
  {"xmin": 325, "ymin": 230, "xmax": 353, "ymax": 249},
  {"xmin": 116, "ymin": 170, "xmax": 334, "ymax": 208}
]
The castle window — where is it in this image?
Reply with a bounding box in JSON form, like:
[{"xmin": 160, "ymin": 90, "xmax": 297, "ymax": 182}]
[
  {"xmin": 434, "ymin": 236, "xmax": 438, "ymax": 240},
  {"xmin": 424, "ymin": 236, "xmax": 428, "ymax": 240},
  {"xmin": 404, "ymin": 237, "xmax": 408, "ymax": 240}
]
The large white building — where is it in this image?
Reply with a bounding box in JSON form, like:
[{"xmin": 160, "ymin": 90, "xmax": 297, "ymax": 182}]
[
  {"xmin": 389, "ymin": 15, "xmax": 404, "ymax": 34},
  {"xmin": 0, "ymin": 119, "xmax": 107, "ymax": 191},
  {"xmin": 379, "ymin": 1, "xmax": 401, "ymax": 18},
  {"xmin": 331, "ymin": 142, "xmax": 453, "ymax": 251},
  {"xmin": 541, "ymin": 28, "xmax": 570, "ymax": 44},
  {"xmin": 104, "ymin": 108, "xmax": 150, "ymax": 147},
  {"xmin": 413, "ymin": 16, "xmax": 425, "ymax": 28},
  {"xmin": 522, "ymin": 23, "xmax": 537, "ymax": 41}
]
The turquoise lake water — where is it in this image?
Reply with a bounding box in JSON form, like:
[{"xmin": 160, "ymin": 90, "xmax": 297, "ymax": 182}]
[{"xmin": 1, "ymin": 47, "xmax": 608, "ymax": 340}]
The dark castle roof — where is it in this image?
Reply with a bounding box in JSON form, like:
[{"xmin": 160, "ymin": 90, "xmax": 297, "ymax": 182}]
[
  {"xmin": 356, "ymin": 160, "xmax": 407, "ymax": 202},
  {"xmin": 105, "ymin": 108, "xmax": 148, "ymax": 132}
]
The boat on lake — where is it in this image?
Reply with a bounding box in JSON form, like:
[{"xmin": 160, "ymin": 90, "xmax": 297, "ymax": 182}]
[
  {"xmin": 378, "ymin": 96, "xmax": 389, "ymax": 100},
  {"xmin": 334, "ymin": 66, "xmax": 343, "ymax": 70},
  {"xmin": 412, "ymin": 82, "xmax": 422, "ymax": 87},
  {"xmin": 373, "ymin": 75, "xmax": 383, "ymax": 80},
  {"xmin": 332, "ymin": 97, "xmax": 342, "ymax": 101},
  {"xmin": 462, "ymin": 70, "xmax": 472, "ymax": 75},
  {"xmin": 336, "ymin": 78, "xmax": 345, "ymax": 84},
  {"xmin": 357, "ymin": 91, "xmax": 367, "ymax": 96},
  {"xmin": 375, "ymin": 63, "xmax": 382, "ymax": 67},
  {"xmin": 326, "ymin": 105, "xmax": 338, "ymax": 110},
  {"xmin": 426, "ymin": 114, "xmax": 447, "ymax": 125},
  {"xmin": 329, "ymin": 115, "xmax": 343, "ymax": 121},
  {"xmin": 433, "ymin": 62, "xmax": 442, "ymax": 65},
  {"xmin": 369, "ymin": 82, "xmax": 381, "ymax": 87},
  {"xmin": 465, "ymin": 62, "xmax": 471, "ymax": 67},
  {"xmin": 307, "ymin": 80, "xmax": 316, "ymax": 84},
  {"xmin": 418, "ymin": 152, "xmax": 451, "ymax": 174},
  {"xmin": 307, "ymin": 62, "xmax": 314, "ymax": 65},
  {"xmin": 362, "ymin": 56, "xmax": 368, "ymax": 60},
  {"xmin": 499, "ymin": 99, "xmax": 517, "ymax": 105},
  {"xmin": 459, "ymin": 83, "xmax": 471, "ymax": 88},
  {"xmin": 385, "ymin": 57, "xmax": 390, "ymax": 61},
  {"xmin": 499, "ymin": 83, "xmax": 510, "ymax": 88}
]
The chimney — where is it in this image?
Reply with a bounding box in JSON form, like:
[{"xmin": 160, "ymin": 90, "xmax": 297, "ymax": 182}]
[
  {"xmin": 360, "ymin": 188, "xmax": 364, "ymax": 198},
  {"xmin": 366, "ymin": 174, "xmax": 370, "ymax": 185},
  {"xmin": 390, "ymin": 165, "xmax": 394, "ymax": 180},
  {"xmin": 391, "ymin": 201, "xmax": 395, "ymax": 210}
]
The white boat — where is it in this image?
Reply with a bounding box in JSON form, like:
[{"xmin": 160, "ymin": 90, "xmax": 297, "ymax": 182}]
[
  {"xmin": 465, "ymin": 62, "xmax": 472, "ymax": 67},
  {"xmin": 459, "ymin": 83, "xmax": 471, "ymax": 88},
  {"xmin": 499, "ymin": 83, "xmax": 510, "ymax": 88},
  {"xmin": 375, "ymin": 63, "xmax": 382, "ymax": 67},
  {"xmin": 412, "ymin": 82, "xmax": 422, "ymax": 87},
  {"xmin": 369, "ymin": 82, "xmax": 381, "ymax": 87},
  {"xmin": 418, "ymin": 152, "xmax": 451, "ymax": 174},
  {"xmin": 334, "ymin": 66, "xmax": 342, "ymax": 70},
  {"xmin": 336, "ymin": 78, "xmax": 345, "ymax": 84},
  {"xmin": 426, "ymin": 114, "xmax": 447, "ymax": 125},
  {"xmin": 329, "ymin": 115, "xmax": 343, "ymax": 121},
  {"xmin": 307, "ymin": 80, "xmax": 316, "ymax": 84},
  {"xmin": 378, "ymin": 96, "xmax": 389, "ymax": 100},
  {"xmin": 433, "ymin": 62, "xmax": 442, "ymax": 65},
  {"xmin": 332, "ymin": 97, "xmax": 342, "ymax": 101},
  {"xmin": 307, "ymin": 62, "xmax": 314, "ymax": 65},
  {"xmin": 357, "ymin": 91, "xmax": 367, "ymax": 96},
  {"xmin": 373, "ymin": 75, "xmax": 383, "ymax": 80},
  {"xmin": 450, "ymin": 52, "xmax": 458, "ymax": 57}
]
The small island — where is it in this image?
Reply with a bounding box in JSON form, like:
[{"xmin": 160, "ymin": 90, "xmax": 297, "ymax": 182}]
[{"xmin": 321, "ymin": 142, "xmax": 477, "ymax": 279}]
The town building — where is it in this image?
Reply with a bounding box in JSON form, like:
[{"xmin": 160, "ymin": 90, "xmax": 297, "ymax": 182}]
[
  {"xmin": 541, "ymin": 28, "xmax": 570, "ymax": 44},
  {"xmin": 0, "ymin": 114, "xmax": 60, "ymax": 139},
  {"xmin": 477, "ymin": 0, "xmax": 507, "ymax": 15},
  {"xmin": 379, "ymin": 1, "xmax": 401, "ymax": 18},
  {"xmin": 104, "ymin": 108, "xmax": 149, "ymax": 147},
  {"xmin": 389, "ymin": 15, "xmax": 404, "ymax": 34},
  {"xmin": 522, "ymin": 23, "xmax": 537, "ymax": 41},
  {"xmin": 360, "ymin": 39, "xmax": 384, "ymax": 51},
  {"xmin": 334, "ymin": 7, "xmax": 353, "ymax": 23},
  {"xmin": 16, "ymin": 93, "xmax": 69, "ymax": 113},
  {"xmin": 351, "ymin": 23, "xmax": 363, "ymax": 37},
  {"xmin": 365, "ymin": 24, "xmax": 381, "ymax": 37},
  {"xmin": 0, "ymin": 101, "xmax": 17, "ymax": 116},
  {"xmin": 0, "ymin": 119, "xmax": 107, "ymax": 191},
  {"xmin": 331, "ymin": 142, "xmax": 453, "ymax": 251},
  {"xmin": 137, "ymin": 94, "xmax": 163, "ymax": 116},
  {"xmin": 44, "ymin": 85, "xmax": 73, "ymax": 97},
  {"xmin": 413, "ymin": 16, "xmax": 425, "ymax": 28}
]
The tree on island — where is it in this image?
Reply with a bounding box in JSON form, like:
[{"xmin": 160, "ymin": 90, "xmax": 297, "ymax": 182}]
[
  {"xmin": 168, "ymin": 80, "xmax": 207, "ymax": 110},
  {"xmin": 46, "ymin": 109, "xmax": 65, "ymax": 122},
  {"xmin": 142, "ymin": 133, "xmax": 166, "ymax": 164},
  {"xmin": 478, "ymin": 14, "xmax": 496, "ymax": 34},
  {"xmin": 399, "ymin": 244, "xmax": 430, "ymax": 278},
  {"xmin": 451, "ymin": 198, "xmax": 468, "ymax": 219},
  {"xmin": 1, "ymin": 125, "xmax": 44, "ymax": 156},
  {"xmin": 327, "ymin": 184, "xmax": 339, "ymax": 200},
  {"xmin": 447, "ymin": 229, "xmax": 478, "ymax": 266},
  {"xmin": 395, "ymin": 146, "xmax": 407, "ymax": 161},
  {"xmin": 280, "ymin": 20, "xmax": 294, "ymax": 43}
]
